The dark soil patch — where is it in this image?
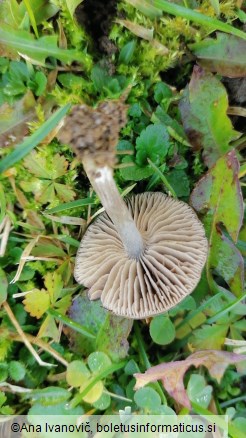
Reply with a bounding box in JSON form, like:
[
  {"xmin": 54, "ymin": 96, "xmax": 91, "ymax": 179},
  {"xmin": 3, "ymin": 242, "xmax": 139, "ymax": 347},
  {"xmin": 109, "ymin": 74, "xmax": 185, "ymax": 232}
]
[
  {"xmin": 223, "ymin": 77, "xmax": 246, "ymax": 133},
  {"xmin": 76, "ymin": 0, "xmax": 118, "ymax": 55}
]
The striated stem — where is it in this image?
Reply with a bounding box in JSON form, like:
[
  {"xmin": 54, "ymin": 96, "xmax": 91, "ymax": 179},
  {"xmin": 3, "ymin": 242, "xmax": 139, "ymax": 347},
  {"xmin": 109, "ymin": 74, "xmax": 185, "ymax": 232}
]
[{"xmin": 83, "ymin": 157, "xmax": 144, "ymax": 260}]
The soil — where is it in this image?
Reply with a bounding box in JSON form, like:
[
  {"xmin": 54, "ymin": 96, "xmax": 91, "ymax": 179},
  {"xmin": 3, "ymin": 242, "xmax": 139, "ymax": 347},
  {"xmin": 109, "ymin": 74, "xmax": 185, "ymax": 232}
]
[
  {"xmin": 75, "ymin": 0, "xmax": 119, "ymax": 55},
  {"xmin": 223, "ymin": 77, "xmax": 246, "ymax": 133}
]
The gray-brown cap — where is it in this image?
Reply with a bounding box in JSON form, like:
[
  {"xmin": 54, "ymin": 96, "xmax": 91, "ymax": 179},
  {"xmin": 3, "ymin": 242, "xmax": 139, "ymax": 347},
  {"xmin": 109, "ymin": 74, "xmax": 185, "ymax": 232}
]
[{"xmin": 74, "ymin": 192, "xmax": 208, "ymax": 319}]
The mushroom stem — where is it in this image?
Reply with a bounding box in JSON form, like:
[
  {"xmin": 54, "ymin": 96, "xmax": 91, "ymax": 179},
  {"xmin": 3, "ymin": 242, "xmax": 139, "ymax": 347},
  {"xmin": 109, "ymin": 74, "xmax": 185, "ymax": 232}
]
[{"xmin": 83, "ymin": 157, "xmax": 144, "ymax": 260}]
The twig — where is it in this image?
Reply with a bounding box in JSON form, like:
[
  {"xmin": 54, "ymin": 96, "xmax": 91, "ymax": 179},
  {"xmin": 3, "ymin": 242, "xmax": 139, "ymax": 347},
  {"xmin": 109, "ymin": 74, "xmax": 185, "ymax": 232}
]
[
  {"xmin": 10, "ymin": 235, "xmax": 40, "ymax": 283},
  {"xmin": 3, "ymin": 302, "xmax": 54, "ymax": 368},
  {"xmin": 0, "ymin": 382, "xmax": 32, "ymax": 394},
  {"xmin": 8, "ymin": 331, "xmax": 68, "ymax": 367},
  {"xmin": 0, "ymin": 216, "xmax": 12, "ymax": 257}
]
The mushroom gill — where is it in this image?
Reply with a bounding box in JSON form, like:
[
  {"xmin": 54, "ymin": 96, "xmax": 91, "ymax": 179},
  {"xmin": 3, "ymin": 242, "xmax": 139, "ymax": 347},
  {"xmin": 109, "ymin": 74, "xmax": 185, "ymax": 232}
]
[{"xmin": 74, "ymin": 192, "xmax": 208, "ymax": 319}]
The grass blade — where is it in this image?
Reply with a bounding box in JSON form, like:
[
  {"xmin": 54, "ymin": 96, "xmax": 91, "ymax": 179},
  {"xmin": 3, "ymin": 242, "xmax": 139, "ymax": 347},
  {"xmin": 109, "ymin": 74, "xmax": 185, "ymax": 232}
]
[
  {"xmin": 127, "ymin": 0, "xmax": 246, "ymax": 40},
  {"xmin": 44, "ymin": 197, "xmax": 97, "ymax": 214},
  {"xmin": 47, "ymin": 308, "xmax": 96, "ymax": 340},
  {"xmin": 0, "ymin": 104, "xmax": 70, "ymax": 174},
  {"xmin": 23, "ymin": 0, "xmax": 39, "ymax": 38}
]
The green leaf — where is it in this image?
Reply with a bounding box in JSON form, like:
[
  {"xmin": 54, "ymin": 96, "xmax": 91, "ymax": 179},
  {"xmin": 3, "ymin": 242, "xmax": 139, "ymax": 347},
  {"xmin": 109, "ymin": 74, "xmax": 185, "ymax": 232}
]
[
  {"xmin": 154, "ymin": 106, "xmax": 189, "ymax": 146},
  {"xmin": 27, "ymin": 387, "xmax": 71, "ymax": 405},
  {"xmin": 120, "ymin": 157, "xmax": 154, "ymax": 181},
  {"xmin": 0, "ymin": 363, "xmax": 8, "ymax": 382},
  {"xmin": 187, "ymin": 375, "xmax": 212, "ymax": 409},
  {"xmin": 9, "ymin": 361, "xmax": 26, "ymax": 382},
  {"xmin": 88, "ymin": 352, "xmax": 111, "ymax": 374},
  {"xmin": 37, "ymin": 314, "xmax": 60, "ymax": 341},
  {"xmin": 190, "ymin": 33, "xmax": 246, "ymax": 78},
  {"xmin": 119, "ymin": 40, "xmax": 136, "ymax": 64},
  {"xmin": 44, "ymin": 272, "xmax": 63, "ymax": 304},
  {"xmin": 0, "ymin": 268, "xmax": 8, "ymax": 305},
  {"xmin": 65, "ymin": 0, "xmax": 82, "ymax": 18},
  {"xmin": 233, "ymin": 418, "xmax": 246, "ymax": 435},
  {"xmin": 32, "ymin": 243, "xmax": 66, "ymax": 258},
  {"xmin": 190, "ymin": 324, "xmax": 228, "ymax": 350},
  {"xmin": 179, "ymin": 66, "xmax": 238, "ymax": 167},
  {"xmin": 154, "ymin": 82, "xmax": 172, "ymax": 103},
  {"xmin": 0, "ymin": 184, "xmax": 6, "ymax": 224},
  {"xmin": 66, "ymin": 360, "xmax": 90, "ymax": 387},
  {"xmin": 0, "ymin": 25, "xmax": 86, "ymax": 65},
  {"xmin": 136, "ymin": 124, "xmax": 170, "ymax": 166},
  {"xmin": 150, "ymin": 315, "xmax": 175, "ymax": 345},
  {"xmin": 0, "ymin": 0, "xmax": 24, "ymax": 28},
  {"xmin": 93, "ymin": 392, "xmax": 111, "ymax": 410},
  {"xmin": 165, "ymin": 169, "xmax": 190, "ymax": 197},
  {"xmin": 24, "ymin": 0, "xmax": 60, "ymax": 24},
  {"xmin": 0, "ymin": 104, "xmax": 70, "ymax": 173},
  {"xmin": 29, "ymin": 401, "xmax": 83, "ymax": 417},
  {"xmin": 54, "ymin": 182, "xmax": 76, "ymax": 203},
  {"xmin": 134, "ymin": 387, "xmax": 161, "ymax": 410},
  {"xmin": 81, "ymin": 380, "xmax": 104, "ymax": 404},
  {"xmin": 23, "ymin": 0, "xmax": 39, "ymax": 38},
  {"xmin": 124, "ymin": 0, "xmax": 162, "ymax": 19},
  {"xmin": 44, "ymin": 197, "xmax": 96, "ymax": 214},
  {"xmin": 190, "ymin": 150, "xmax": 244, "ymax": 296},
  {"xmin": 33, "ymin": 71, "xmax": 47, "ymax": 96},
  {"xmin": 96, "ymin": 313, "xmax": 133, "ymax": 362}
]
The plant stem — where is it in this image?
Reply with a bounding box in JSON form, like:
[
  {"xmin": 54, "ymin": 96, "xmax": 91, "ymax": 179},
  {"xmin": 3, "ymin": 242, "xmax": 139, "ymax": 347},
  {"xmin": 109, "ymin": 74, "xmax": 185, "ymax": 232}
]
[
  {"xmin": 134, "ymin": 322, "xmax": 167, "ymax": 404},
  {"xmin": 220, "ymin": 395, "xmax": 246, "ymax": 408},
  {"xmin": 83, "ymin": 158, "xmax": 144, "ymax": 260}
]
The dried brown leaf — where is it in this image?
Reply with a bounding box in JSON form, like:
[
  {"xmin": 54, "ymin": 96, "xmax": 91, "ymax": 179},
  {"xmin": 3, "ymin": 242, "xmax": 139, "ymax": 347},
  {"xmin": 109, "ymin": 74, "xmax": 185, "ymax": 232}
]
[{"xmin": 134, "ymin": 350, "xmax": 246, "ymax": 408}]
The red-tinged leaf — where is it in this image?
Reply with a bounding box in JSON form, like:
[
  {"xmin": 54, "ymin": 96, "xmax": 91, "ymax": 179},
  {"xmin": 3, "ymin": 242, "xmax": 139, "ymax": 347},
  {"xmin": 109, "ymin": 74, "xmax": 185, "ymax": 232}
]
[
  {"xmin": 190, "ymin": 33, "xmax": 246, "ymax": 78},
  {"xmin": 190, "ymin": 150, "xmax": 244, "ymax": 295},
  {"xmin": 179, "ymin": 66, "xmax": 239, "ymax": 167},
  {"xmin": 134, "ymin": 350, "xmax": 246, "ymax": 408}
]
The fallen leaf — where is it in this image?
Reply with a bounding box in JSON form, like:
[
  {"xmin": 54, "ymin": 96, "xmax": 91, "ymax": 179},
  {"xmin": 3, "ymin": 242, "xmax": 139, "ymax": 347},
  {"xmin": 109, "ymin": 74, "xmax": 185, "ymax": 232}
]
[
  {"xmin": 190, "ymin": 33, "xmax": 246, "ymax": 78},
  {"xmin": 116, "ymin": 19, "xmax": 154, "ymax": 41},
  {"xmin": 190, "ymin": 150, "xmax": 244, "ymax": 295},
  {"xmin": 67, "ymin": 294, "xmax": 133, "ymax": 361},
  {"xmin": 134, "ymin": 350, "xmax": 246, "ymax": 408},
  {"xmin": 179, "ymin": 66, "xmax": 239, "ymax": 167}
]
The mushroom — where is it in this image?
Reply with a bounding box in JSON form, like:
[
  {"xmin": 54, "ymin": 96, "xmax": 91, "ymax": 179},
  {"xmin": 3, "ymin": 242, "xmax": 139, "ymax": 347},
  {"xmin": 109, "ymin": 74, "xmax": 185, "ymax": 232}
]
[{"xmin": 58, "ymin": 100, "xmax": 208, "ymax": 319}]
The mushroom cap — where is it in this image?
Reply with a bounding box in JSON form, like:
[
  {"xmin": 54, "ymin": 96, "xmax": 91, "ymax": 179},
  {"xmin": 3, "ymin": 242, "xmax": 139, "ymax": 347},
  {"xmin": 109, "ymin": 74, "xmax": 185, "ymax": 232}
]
[
  {"xmin": 57, "ymin": 100, "xmax": 128, "ymax": 168},
  {"xmin": 74, "ymin": 192, "xmax": 208, "ymax": 319}
]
